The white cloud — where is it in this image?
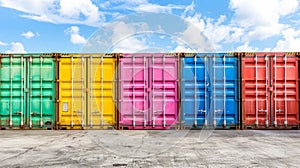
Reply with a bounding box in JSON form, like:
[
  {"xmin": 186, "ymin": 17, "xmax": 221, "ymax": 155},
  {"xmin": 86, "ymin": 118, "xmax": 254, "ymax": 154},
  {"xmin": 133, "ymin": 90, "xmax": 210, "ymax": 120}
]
[
  {"xmin": 134, "ymin": 4, "xmax": 184, "ymax": 13},
  {"xmin": 0, "ymin": 0, "xmax": 104, "ymax": 26},
  {"xmin": 21, "ymin": 31, "xmax": 37, "ymax": 39},
  {"xmin": 65, "ymin": 26, "xmax": 87, "ymax": 44},
  {"xmin": 174, "ymin": 45, "xmax": 195, "ymax": 52},
  {"xmin": 102, "ymin": 0, "xmax": 184, "ymax": 14},
  {"xmin": 182, "ymin": 3, "xmax": 253, "ymax": 50},
  {"xmin": 5, "ymin": 42, "xmax": 27, "ymax": 53},
  {"xmin": 110, "ymin": 21, "xmax": 148, "ymax": 52},
  {"xmin": 99, "ymin": 1, "xmax": 111, "ymax": 9},
  {"xmin": 203, "ymin": 16, "xmax": 231, "ymax": 49},
  {"xmin": 59, "ymin": 0, "xmax": 102, "ymax": 24},
  {"xmin": 0, "ymin": 40, "xmax": 8, "ymax": 46},
  {"xmin": 225, "ymin": 27, "xmax": 244, "ymax": 43},
  {"xmin": 1, "ymin": 0, "xmax": 55, "ymax": 15},
  {"xmin": 112, "ymin": 37, "xmax": 148, "ymax": 53},
  {"xmin": 177, "ymin": 22, "xmax": 214, "ymax": 52},
  {"xmin": 273, "ymin": 28, "xmax": 300, "ymax": 51},
  {"xmin": 183, "ymin": 13, "xmax": 205, "ymax": 31},
  {"xmin": 1, "ymin": 0, "xmax": 188, "ymax": 26},
  {"xmin": 263, "ymin": 48, "xmax": 271, "ymax": 52},
  {"xmin": 182, "ymin": 14, "xmax": 229, "ymax": 50},
  {"xmin": 229, "ymin": 0, "xmax": 300, "ymax": 51},
  {"xmin": 236, "ymin": 41, "xmax": 257, "ymax": 52},
  {"xmin": 182, "ymin": 1, "xmax": 195, "ymax": 18},
  {"xmin": 230, "ymin": 0, "xmax": 298, "ymax": 27},
  {"xmin": 229, "ymin": 0, "xmax": 299, "ymax": 41},
  {"xmin": 180, "ymin": 0, "xmax": 300, "ymax": 51}
]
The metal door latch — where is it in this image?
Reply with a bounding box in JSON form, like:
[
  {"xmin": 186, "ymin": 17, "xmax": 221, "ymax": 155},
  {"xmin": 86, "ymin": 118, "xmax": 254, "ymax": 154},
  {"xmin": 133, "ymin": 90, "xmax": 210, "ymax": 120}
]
[
  {"xmin": 258, "ymin": 109, "xmax": 267, "ymax": 113},
  {"xmin": 275, "ymin": 109, "xmax": 284, "ymax": 113},
  {"xmin": 74, "ymin": 110, "xmax": 82, "ymax": 113},
  {"xmin": 136, "ymin": 110, "xmax": 145, "ymax": 113},
  {"xmin": 199, "ymin": 109, "xmax": 206, "ymax": 113},
  {"xmin": 214, "ymin": 109, "xmax": 223, "ymax": 113},
  {"xmin": 154, "ymin": 110, "xmax": 162, "ymax": 113}
]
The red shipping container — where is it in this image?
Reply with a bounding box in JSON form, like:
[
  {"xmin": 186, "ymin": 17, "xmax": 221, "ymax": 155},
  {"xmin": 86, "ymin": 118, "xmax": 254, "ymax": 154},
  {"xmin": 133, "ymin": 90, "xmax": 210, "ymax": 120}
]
[{"xmin": 241, "ymin": 52, "xmax": 299, "ymax": 129}]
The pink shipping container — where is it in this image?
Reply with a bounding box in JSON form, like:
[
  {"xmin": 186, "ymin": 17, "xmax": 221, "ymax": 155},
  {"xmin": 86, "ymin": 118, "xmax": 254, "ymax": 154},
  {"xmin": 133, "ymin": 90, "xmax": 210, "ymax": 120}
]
[
  {"xmin": 241, "ymin": 52, "xmax": 299, "ymax": 129},
  {"xmin": 118, "ymin": 53, "xmax": 179, "ymax": 129}
]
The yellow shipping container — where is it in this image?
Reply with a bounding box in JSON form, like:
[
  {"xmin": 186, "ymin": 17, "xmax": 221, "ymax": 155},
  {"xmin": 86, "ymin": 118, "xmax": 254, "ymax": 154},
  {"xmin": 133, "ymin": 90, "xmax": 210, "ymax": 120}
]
[{"xmin": 57, "ymin": 54, "xmax": 116, "ymax": 129}]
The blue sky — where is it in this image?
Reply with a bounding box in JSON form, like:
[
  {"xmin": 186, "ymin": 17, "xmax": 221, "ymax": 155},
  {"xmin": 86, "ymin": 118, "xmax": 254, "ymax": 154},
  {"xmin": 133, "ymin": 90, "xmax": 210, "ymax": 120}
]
[{"xmin": 0, "ymin": 0, "xmax": 299, "ymax": 53}]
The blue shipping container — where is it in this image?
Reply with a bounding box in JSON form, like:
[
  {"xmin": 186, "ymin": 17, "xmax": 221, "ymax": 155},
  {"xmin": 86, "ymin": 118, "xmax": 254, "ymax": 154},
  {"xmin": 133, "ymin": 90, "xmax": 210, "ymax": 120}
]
[{"xmin": 181, "ymin": 53, "xmax": 239, "ymax": 129}]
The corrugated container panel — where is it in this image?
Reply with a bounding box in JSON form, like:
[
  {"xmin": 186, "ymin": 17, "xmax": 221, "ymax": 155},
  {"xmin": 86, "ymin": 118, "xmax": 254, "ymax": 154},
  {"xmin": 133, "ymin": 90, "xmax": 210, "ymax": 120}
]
[
  {"xmin": 57, "ymin": 54, "xmax": 116, "ymax": 129},
  {"xmin": 0, "ymin": 54, "xmax": 56, "ymax": 129},
  {"xmin": 118, "ymin": 53, "xmax": 179, "ymax": 129},
  {"xmin": 181, "ymin": 53, "xmax": 239, "ymax": 129},
  {"xmin": 241, "ymin": 52, "xmax": 299, "ymax": 129}
]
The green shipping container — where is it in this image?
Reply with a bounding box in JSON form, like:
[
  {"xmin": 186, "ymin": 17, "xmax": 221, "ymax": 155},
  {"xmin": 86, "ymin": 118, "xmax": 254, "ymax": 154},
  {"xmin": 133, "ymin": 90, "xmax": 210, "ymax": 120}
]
[{"xmin": 0, "ymin": 54, "xmax": 56, "ymax": 129}]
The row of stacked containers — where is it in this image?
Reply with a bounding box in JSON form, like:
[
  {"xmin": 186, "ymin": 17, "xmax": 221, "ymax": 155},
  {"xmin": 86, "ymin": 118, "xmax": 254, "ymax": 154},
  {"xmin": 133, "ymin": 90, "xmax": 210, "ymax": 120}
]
[{"xmin": 0, "ymin": 52, "xmax": 299, "ymax": 130}]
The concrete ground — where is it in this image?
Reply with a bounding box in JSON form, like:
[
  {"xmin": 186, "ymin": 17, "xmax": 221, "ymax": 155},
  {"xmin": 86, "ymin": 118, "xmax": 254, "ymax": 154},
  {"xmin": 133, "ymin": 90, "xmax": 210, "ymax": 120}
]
[{"xmin": 0, "ymin": 130, "xmax": 299, "ymax": 168}]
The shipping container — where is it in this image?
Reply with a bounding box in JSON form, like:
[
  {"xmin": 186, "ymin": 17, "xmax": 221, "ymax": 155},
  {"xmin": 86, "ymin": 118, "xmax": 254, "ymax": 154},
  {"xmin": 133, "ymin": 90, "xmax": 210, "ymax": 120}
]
[
  {"xmin": 241, "ymin": 52, "xmax": 299, "ymax": 129},
  {"xmin": 118, "ymin": 53, "xmax": 179, "ymax": 129},
  {"xmin": 181, "ymin": 53, "xmax": 239, "ymax": 129},
  {"xmin": 0, "ymin": 54, "xmax": 56, "ymax": 129},
  {"xmin": 57, "ymin": 54, "xmax": 117, "ymax": 129}
]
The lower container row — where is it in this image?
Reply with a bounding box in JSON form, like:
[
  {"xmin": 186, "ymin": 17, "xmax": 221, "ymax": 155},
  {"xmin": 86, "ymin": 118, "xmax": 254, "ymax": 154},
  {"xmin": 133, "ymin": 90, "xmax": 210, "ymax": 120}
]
[{"xmin": 0, "ymin": 53, "xmax": 299, "ymax": 130}]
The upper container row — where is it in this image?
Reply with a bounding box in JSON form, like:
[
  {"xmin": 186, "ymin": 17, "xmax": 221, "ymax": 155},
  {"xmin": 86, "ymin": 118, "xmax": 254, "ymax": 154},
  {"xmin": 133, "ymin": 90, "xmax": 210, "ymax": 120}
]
[{"xmin": 0, "ymin": 52, "xmax": 299, "ymax": 130}]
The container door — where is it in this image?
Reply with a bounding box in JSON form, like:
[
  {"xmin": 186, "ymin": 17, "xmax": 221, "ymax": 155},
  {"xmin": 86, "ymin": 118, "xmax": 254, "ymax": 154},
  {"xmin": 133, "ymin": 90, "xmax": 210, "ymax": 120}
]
[
  {"xmin": 27, "ymin": 56, "xmax": 55, "ymax": 129},
  {"xmin": 210, "ymin": 54, "xmax": 239, "ymax": 128},
  {"xmin": 88, "ymin": 56, "xmax": 116, "ymax": 128},
  {"xmin": 243, "ymin": 55, "xmax": 270, "ymax": 127},
  {"xmin": 181, "ymin": 55, "xmax": 209, "ymax": 127},
  {"xmin": 0, "ymin": 56, "xmax": 25, "ymax": 128},
  {"xmin": 271, "ymin": 54, "xmax": 298, "ymax": 127},
  {"xmin": 59, "ymin": 56, "xmax": 86, "ymax": 129},
  {"xmin": 119, "ymin": 55, "xmax": 149, "ymax": 128},
  {"xmin": 149, "ymin": 55, "xmax": 178, "ymax": 128}
]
